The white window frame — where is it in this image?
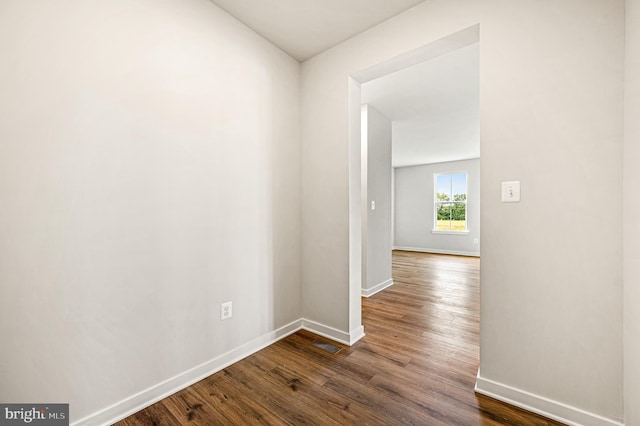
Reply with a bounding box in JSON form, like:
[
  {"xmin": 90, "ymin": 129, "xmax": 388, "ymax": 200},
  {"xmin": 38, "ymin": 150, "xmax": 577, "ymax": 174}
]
[{"xmin": 432, "ymin": 171, "xmax": 469, "ymax": 235}]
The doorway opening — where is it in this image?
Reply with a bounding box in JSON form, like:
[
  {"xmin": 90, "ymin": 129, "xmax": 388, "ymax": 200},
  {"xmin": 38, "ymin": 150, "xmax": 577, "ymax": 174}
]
[{"xmin": 347, "ymin": 24, "xmax": 480, "ymax": 334}]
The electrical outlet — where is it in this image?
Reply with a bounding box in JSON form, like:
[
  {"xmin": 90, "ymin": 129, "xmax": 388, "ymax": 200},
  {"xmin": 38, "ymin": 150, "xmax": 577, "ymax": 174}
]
[{"xmin": 221, "ymin": 301, "xmax": 232, "ymax": 320}]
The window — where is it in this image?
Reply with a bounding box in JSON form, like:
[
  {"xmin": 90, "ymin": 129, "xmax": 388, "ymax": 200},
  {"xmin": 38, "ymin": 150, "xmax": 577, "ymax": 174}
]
[{"xmin": 434, "ymin": 172, "xmax": 467, "ymax": 232}]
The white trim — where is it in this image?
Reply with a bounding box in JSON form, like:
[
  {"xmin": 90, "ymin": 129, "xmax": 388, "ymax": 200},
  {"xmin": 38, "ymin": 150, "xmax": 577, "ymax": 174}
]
[
  {"xmin": 362, "ymin": 278, "xmax": 394, "ymax": 297},
  {"xmin": 74, "ymin": 320, "xmax": 302, "ymax": 426},
  {"xmin": 393, "ymin": 246, "xmax": 480, "ymax": 257},
  {"xmin": 475, "ymin": 372, "xmax": 623, "ymax": 426},
  {"xmin": 394, "ymin": 157, "xmax": 481, "ymax": 169},
  {"xmin": 431, "ymin": 230, "xmax": 470, "ymax": 235},
  {"xmin": 348, "ymin": 325, "xmax": 366, "ymax": 345},
  {"xmin": 301, "ymin": 318, "xmax": 365, "ymax": 346},
  {"xmin": 350, "ymin": 25, "xmax": 480, "ymax": 84},
  {"xmin": 73, "ymin": 318, "xmax": 365, "ymax": 426}
]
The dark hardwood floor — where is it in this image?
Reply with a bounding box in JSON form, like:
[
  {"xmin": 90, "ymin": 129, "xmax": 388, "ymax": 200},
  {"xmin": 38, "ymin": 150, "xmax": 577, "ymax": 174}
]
[{"xmin": 116, "ymin": 251, "xmax": 564, "ymax": 425}]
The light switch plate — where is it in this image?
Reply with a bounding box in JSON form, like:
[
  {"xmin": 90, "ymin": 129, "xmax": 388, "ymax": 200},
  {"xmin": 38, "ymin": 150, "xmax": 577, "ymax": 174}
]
[{"xmin": 502, "ymin": 181, "xmax": 521, "ymax": 203}]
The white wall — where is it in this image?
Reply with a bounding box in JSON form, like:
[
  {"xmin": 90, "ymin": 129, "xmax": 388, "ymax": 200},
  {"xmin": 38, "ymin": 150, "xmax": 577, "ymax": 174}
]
[
  {"xmin": 624, "ymin": 0, "xmax": 640, "ymax": 424},
  {"xmin": 301, "ymin": 1, "xmax": 624, "ymax": 424},
  {"xmin": 362, "ymin": 105, "xmax": 393, "ymax": 296},
  {"xmin": 0, "ymin": 0, "xmax": 301, "ymax": 423},
  {"xmin": 394, "ymin": 159, "xmax": 480, "ymax": 256}
]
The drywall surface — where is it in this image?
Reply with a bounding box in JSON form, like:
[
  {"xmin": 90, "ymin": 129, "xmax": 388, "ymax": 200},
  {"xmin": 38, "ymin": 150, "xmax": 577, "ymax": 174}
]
[
  {"xmin": 394, "ymin": 159, "xmax": 480, "ymax": 255},
  {"xmin": 624, "ymin": 0, "xmax": 640, "ymax": 424},
  {"xmin": 363, "ymin": 105, "xmax": 393, "ymax": 292},
  {"xmin": 301, "ymin": 0, "xmax": 623, "ymax": 422},
  {"xmin": 0, "ymin": 0, "xmax": 301, "ymax": 422}
]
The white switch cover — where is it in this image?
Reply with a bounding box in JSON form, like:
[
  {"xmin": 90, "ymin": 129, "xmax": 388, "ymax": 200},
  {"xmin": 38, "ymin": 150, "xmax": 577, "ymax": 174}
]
[
  {"xmin": 502, "ymin": 181, "xmax": 521, "ymax": 203},
  {"xmin": 371, "ymin": 200, "xmax": 376, "ymax": 210}
]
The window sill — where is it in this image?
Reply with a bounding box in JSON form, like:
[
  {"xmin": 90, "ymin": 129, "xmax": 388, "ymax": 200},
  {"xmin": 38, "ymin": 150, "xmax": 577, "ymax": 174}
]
[{"xmin": 431, "ymin": 230, "xmax": 469, "ymax": 236}]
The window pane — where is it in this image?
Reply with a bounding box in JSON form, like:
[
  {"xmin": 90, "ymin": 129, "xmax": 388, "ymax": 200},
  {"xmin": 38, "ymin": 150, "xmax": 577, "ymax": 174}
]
[
  {"xmin": 436, "ymin": 203, "xmax": 452, "ymax": 230},
  {"xmin": 436, "ymin": 175, "xmax": 452, "ymax": 201},
  {"xmin": 451, "ymin": 202, "xmax": 466, "ymax": 230},
  {"xmin": 451, "ymin": 173, "xmax": 466, "ymax": 200},
  {"xmin": 436, "ymin": 203, "xmax": 451, "ymax": 220}
]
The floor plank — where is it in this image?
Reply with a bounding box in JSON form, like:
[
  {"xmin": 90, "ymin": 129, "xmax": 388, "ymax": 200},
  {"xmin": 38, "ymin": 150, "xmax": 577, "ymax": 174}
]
[{"xmin": 115, "ymin": 251, "xmax": 565, "ymax": 425}]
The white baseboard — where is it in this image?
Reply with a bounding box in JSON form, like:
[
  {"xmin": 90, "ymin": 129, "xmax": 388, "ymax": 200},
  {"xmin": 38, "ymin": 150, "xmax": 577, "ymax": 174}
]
[
  {"xmin": 75, "ymin": 320, "xmax": 302, "ymax": 426},
  {"xmin": 475, "ymin": 372, "xmax": 623, "ymax": 426},
  {"xmin": 393, "ymin": 246, "xmax": 480, "ymax": 257},
  {"xmin": 362, "ymin": 278, "xmax": 394, "ymax": 297},
  {"xmin": 301, "ymin": 318, "xmax": 365, "ymax": 346},
  {"xmin": 73, "ymin": 318, "xmax": 364, "ymax": 426},
  {"xmin": 348, "ymin": 325, "xmax": 366, "ymax": 345}
]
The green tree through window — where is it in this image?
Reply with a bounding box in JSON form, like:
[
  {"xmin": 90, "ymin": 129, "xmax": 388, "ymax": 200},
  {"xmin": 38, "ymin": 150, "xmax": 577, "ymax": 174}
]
[{"xmin": 435, "ymin": 173, "xmax": 467, "ymax": 231}]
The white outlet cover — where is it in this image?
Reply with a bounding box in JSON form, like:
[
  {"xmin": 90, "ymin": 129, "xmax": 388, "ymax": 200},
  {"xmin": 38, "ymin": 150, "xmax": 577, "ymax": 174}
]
[
  {"xmin": 221, "ymin": 301, "xmax": 232, "ymax": 320},
  {"xmin": 501, "ymin": 181, "xmax": 521, "ymax": 203}
]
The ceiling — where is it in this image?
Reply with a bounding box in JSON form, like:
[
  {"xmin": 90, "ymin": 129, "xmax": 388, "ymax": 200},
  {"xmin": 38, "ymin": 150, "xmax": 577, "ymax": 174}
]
[
  {"xmin": 208, "ymin": 0, "xmax": 426, "ymax": 61},
  {"xmin": 361, "ymin": 43, "xmax": 480, "ymax": 168},
  {"xmin": 206, "ymin": 1, "xmax": 478, "ymax": 167}
]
